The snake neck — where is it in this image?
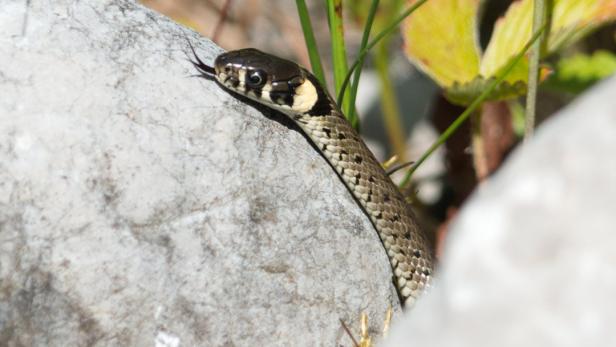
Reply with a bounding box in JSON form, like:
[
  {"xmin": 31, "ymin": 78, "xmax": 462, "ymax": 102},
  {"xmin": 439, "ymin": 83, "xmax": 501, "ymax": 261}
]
[{"xmin": 289, "ymin": 104, "xmax": 434, "ymax": 307}]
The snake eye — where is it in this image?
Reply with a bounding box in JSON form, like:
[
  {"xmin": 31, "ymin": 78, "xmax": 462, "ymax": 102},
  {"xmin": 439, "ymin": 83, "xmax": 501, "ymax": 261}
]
[{"xmin": 247, "ymin": 70, "xmax": 266, "ymax": 87}]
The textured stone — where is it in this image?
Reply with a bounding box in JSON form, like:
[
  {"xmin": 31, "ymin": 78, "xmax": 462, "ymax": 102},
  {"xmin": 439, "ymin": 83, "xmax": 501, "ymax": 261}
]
[
  {"xmin": 0, "ymin": 1, "xmax": 397, "ymax": 346},
  {"xmin": 385, "ymin": 76, "xmax": 616, "ymax": 347}
]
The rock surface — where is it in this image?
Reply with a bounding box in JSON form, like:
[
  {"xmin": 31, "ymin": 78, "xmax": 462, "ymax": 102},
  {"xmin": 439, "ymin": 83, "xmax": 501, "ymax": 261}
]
[
  {"xmin": 0, "ymin": 1, "xmax": 397, "ymax": 346},
  {"xmin": 385, "ymin": 76, "xmax": 616, "ymax": 347}
]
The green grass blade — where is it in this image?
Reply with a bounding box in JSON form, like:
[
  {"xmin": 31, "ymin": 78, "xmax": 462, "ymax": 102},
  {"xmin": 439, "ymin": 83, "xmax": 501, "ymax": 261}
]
[
  {"xmin": 327, "ymin": 0, "xmax": 353, "ymax": 124},
  {"xmin": 337, "ymin": 0, "xmax": 428, "ymax": 105},
  {"xmin": 295, "ymin": 0, "xmax": 327, "ymax": 86},
  {"xmin": 346, "ymin": 0, "xmax": 380, "ymax": 130},
  {"xmin": 399, "ymin": 23, "xmax": 549, "ymax": 188}
]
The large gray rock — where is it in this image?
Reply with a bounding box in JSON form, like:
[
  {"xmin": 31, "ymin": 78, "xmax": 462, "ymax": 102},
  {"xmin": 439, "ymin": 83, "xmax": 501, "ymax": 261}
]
[
  {"xmin": 0, "ymin": 1, "xmax": 397, "ymax": 346},
  {"xmin": 385, "ymin": 76, "xmax": 616, "ymax": 346}
]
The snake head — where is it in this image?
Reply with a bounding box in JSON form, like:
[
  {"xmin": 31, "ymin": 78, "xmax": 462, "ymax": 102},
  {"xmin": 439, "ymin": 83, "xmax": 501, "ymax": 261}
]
[
  {"xmin": 214, "ymin": 49, "xmax": 300, "ymax": 90},
  {"xmin": 188, "ymin": 43, "xmax": 331, "ymax": 116},
  {"xmin": 211, "ymin": 48, "xmax": 323, "ymax": 114}
]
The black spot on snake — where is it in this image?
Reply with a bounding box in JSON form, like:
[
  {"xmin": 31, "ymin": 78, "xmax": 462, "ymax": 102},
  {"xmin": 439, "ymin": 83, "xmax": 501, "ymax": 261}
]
[
  {"xmin": 322, "ymin": 127, "xmax": 331, "ymax": 138},
  {"xmin": 283, "ymin": 93, "xmax": 294, "ymax": 106},
  {"xmin": 414, "ymin": 250, "xmax": 422, "ymax": 258},
  {"xmin": 337, "ymin": 133, "xmax": 346, "ymax": 140},
  {"xmin": 354, "ymin": 155, "xmax": 363, "ymax": 164}
]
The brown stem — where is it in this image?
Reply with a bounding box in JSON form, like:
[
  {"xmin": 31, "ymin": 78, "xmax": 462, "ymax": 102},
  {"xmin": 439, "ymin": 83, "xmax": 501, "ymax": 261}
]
[{"xmin": 211, "ymin": 0, "xmax": 233, "ymax": 42}]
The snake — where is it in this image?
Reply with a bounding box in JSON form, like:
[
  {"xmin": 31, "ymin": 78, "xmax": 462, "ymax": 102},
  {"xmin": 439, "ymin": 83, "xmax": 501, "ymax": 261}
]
[{"xmin": 189, "ymin": 45, "xmax": 434, "ymax": 307}]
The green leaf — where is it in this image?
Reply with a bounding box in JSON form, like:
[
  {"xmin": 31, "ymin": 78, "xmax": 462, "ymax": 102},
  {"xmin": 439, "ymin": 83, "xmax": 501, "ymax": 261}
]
[
  {"xmin": 401, "ymin": 0, "xmax": 481, "ymax": 87},
  {"xmin": 546, "ymin": 50, "xmax": 616, "ymax": 93}
]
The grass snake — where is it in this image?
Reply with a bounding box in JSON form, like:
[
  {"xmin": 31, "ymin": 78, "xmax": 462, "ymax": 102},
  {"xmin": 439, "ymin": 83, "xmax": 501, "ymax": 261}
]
[{"xmin": 189, "ymin": 45, "xmax": 434, "ymax": 307}]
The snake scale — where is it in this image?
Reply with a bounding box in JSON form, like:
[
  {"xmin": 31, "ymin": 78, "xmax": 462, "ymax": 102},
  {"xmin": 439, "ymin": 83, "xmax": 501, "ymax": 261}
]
[{"xmin": 190, "ymin": 46, "xmax": 434, "ymax": 307}]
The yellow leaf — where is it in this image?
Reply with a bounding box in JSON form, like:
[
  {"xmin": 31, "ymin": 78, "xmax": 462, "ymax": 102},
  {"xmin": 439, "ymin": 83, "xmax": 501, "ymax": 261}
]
[
  {"xmin": 480, "ymin": 0, "xmax": 533, "ymax": 83},
  {"xmin": 549, "ymin": 0, "xmax": 616, "ymax": 52},
  {"xmin": 402, "ymin": 0, "xmax": 481, "ymax": 87},
  {"xmin": 481, "ymin": 0, "xmax": 616, "ymax": 84},
  {"xmin": 404, "ymin": 0, "xmax": 616, "ymax": 105}
]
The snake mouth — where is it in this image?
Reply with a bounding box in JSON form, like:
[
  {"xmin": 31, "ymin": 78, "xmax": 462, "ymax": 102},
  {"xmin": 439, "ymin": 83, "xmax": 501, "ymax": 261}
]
[{"xmin": 221, "ymin": 75, "xmax": 240, "ymax": 89}]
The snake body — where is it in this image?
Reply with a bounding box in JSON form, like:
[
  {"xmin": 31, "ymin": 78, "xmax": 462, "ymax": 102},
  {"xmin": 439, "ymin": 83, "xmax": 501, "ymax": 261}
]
[{"xmin": 191, "ymin": 47, "xmax": 433, "ymax": 307}]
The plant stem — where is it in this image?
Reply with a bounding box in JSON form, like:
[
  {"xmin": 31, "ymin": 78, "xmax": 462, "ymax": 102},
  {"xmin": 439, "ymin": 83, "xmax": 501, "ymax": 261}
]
[
  {"xmin": 212, "ymin": 0, "xmax": 233, "ymax": 42},
  {"xmin": 470, "ymin": 111, "xmax": 488, "ymax": 181},
  {"xmin": 524, "ymin": 0, "xmax": 546, "ymax": 141},
  {"xmin": 375, "ymin": 42, "xmax": 407, "ymax": 160}
]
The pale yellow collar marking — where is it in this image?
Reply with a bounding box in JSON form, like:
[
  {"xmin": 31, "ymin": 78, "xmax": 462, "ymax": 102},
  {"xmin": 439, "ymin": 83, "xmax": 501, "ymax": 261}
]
[{"xmin": 291, "ymin": 79, "xmax": 318, "ymax": 113}]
